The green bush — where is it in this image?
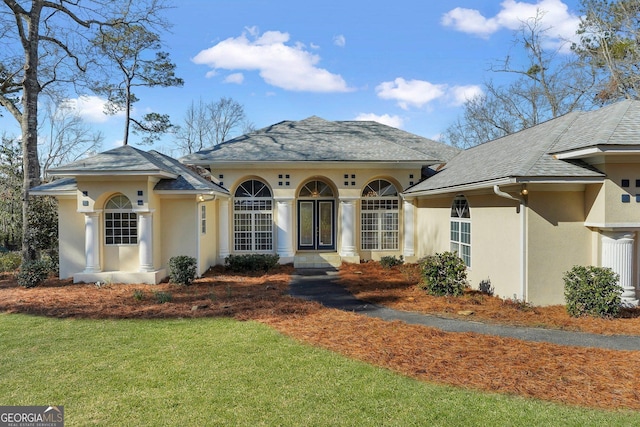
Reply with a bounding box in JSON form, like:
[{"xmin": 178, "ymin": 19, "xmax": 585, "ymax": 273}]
[
  {"xmin": 225, "ymin": 254, "xmax": 280, "ymax": 272},
  {"xmin": 169, "ymin": 255, "xmax": 197, "ymax": 285},
  {"xmin": 15, "ymin": 259, "xmax": 50, "ymax": 288},
  {"xmin": 0, "ymin": 252, "xmax": 21, "ymax": 272},
  {"xmin": 379, "ymin": 255, "xmax": 404, "ymax": 269},
  {"xmin": 153, "ymin": 291, "xmax": 172, "ymax": 304},
  {"xmin": 563, "ymin": 265, "xmax": 622, "ymax": 318},
  {"xmin": 418, "ymin": 252, "xmax": 468, "ymax": 297}
]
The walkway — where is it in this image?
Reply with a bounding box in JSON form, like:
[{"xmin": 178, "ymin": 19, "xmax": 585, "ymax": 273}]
[{"xmin": 288, "ymin": 269, "xmax": 640, "ymax": 351}]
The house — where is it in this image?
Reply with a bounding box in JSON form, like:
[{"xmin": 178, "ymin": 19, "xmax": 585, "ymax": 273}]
[{"xmin": 32, "ymin": 101, "xmax": 640, "ymax": 306}]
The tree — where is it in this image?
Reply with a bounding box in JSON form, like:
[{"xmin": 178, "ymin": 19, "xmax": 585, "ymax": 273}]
[
  {"xmin": 39, "ymin": 98, "xmax": 104, "ymax": 175},
  {"xmin": 175, "ymin": 97, "xmax": 253, "ymax": 155},
  {"xmin": 0, "ymin": 0, "xmax": 171, "ymax": 263},
  {"xmin": 573, "ymin": 0, "xmax": 640, "ymax": 102},
  {"xmin": 93, "ymin": 23, "xmax": 183, "ymax": 145},
  {"xmin": 0, "ymin": 134, "xmax": 22, "ymax": 250},
  {"xmin": 443, "ymin": 11, "xmax": 596, "ymax": 148}
]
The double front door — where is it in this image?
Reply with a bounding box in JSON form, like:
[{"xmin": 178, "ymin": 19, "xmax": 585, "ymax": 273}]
[{"xmin": 298, "ymin": 200, "xmax": 335, "ymax": 250}]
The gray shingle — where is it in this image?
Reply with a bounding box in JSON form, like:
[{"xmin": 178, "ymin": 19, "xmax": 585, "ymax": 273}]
[{"xmin": 181, "ymin": 116, "xmax": 460, "ymax": 164}]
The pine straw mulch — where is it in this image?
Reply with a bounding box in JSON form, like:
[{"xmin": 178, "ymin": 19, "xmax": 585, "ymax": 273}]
[{"xmin": 1, "ymin": 264, "xmax": 640, "ymax": 411}]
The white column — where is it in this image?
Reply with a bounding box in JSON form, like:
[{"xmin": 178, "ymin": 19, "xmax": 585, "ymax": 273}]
[
  {"xmin": 340, "ymin": 198, "xmax": 357, "ymax": 256},
  {"xmin": 276, "ymin": 198, "xmax": 294, "ymax": 257},
  {"xmin": 403, "ymin": 198, "xmax": 415, "ymax": 257},
  {"xmin": 602, "ymin": 231, "xmax": 638, "ymax": 306},
  {"xmin": 83, "ymin": 211, "xmax": 101, "ymax": 273},
  {"xmin": 219, "ymin": 199, "xmax": 230, "ymax": 259},
  {"xmin": 138, "ymin": 211, "xmax": 154, "ymax": 272}
]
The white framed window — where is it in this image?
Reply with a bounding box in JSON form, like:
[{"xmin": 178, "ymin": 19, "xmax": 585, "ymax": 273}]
[
  {"xmin": 201, "ymin": 205, "xmax": 207, "ymax": 234},
  {"xmin": 233, "ymin": 180, "xmax": 273, "ymax": 252},
  {"xmin": 361, "ymin": 179, "xmax": 399, "ymax": 250},
  {"xmin": 105, "ymin": 194, "xmax": 137, "ymax": 245},
  {"xmin": 450, "ymin": 195, "xmax": 471, "ymax": 267}
]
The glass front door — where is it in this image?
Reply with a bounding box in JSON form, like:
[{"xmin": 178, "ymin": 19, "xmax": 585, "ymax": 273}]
[{"xmin": 298, "ymin": 200, "xmax": 335, "ymax": 250}]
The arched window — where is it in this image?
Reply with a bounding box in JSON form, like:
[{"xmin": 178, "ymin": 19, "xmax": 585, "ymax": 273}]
[
  {"xmin": 105, "ymin": 194, "xmax": 137, "ymax": 245},
  {"xmin": 299, "ymin": 180, "xmax": 334, "ymax": 198},
  {"xmin": 450, "ymin": 196, "xmax": 471, "ymax": 266},
  {"xmin": 361, "ymin": 179, "xmax": 399, "ymax": 250},
  {"xmin": 233, "ymin": 179, "xmax": 273, "ymax": 252}
]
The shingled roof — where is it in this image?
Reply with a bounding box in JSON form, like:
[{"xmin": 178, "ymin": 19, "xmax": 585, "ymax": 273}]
[
  {"xmin": 181, "ymin": 116, "xmax": 460, "ymax": 165},
  {"xmin": 403, "ymin": 100, "xmax": 640, "ymax": 195},
  {"xmin": 33, "ymin": 145, "xmax": 228, "ymax": 195}
]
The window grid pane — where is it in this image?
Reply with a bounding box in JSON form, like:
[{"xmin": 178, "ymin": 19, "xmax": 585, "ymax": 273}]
[
  {"xmin": 360, "ymin": 196, "xmax": 399, "ymax": 251},
  {"xmin": 105, "ymin": 198, "xmax": 137, "ymax": 245}
]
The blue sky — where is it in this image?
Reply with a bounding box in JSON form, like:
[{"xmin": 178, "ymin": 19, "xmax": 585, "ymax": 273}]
[{"xmin": 3, "ymin": 0, "xmax": 585, "ymax": 155}]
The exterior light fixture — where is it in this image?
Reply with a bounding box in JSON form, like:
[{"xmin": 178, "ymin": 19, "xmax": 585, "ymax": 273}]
[{"xmin": 520, "ymin": 185, "xmax": 529, "ymax": 196}]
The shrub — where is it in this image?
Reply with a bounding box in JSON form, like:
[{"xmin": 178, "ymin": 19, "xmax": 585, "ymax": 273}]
[
  {"xmin": 0, "ymin": 252, "xmax": 21, "ymax": 272},
  {"xmin": 478, "ymin": 279, "xmax": 494, "ymax": 296},
  {"xmin": 153, "ymin": 291, "xmax": 172, "ymax": 304},
  {"xmin": 169, "ymin": 255, "xmax": 197, "ymax": 285},
  {"xmin": 379, "ymin": 255, "xmax": 404, "ymax": 269},
  {"xmin": 132, "ymin": 289, "xmax": 145, "ymax": 301},
  {"xmin": 563, "ymin": 265, "xmax": 622, "ymax": 318},
  {"xmin": 418, "ymin": 252, "xmax": 468, "ymax": 297},
  {"xmin": 225, "ymin": 254, "xmax": 280, "ymax": 273},
  {"xmin": 15, "ymin": 259, "xmax": 50, "ymax": 288}
]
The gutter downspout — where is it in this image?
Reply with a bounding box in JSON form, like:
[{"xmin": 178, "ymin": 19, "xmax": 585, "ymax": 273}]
[{"xmin": 493, "ymin": 185, "xmax": 527, "ymax": 302}]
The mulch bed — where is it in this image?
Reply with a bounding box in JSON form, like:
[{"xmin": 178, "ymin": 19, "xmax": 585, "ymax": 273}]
[{"xmin": 1, "ymin": 264, "xmax": 640, "ymax": 410}]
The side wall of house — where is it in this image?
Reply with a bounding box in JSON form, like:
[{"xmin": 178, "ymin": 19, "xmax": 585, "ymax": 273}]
[
  {"xmin": 466, "ymin": 195, "xmax": 521, "ymax": 299},
  {"xmin": 160, "ymin": 197, "xmax": 198, "ymax": 267},
  {"xmin": 526, "ymin": 190, "xmax": 592, "ymax": 306},
  {"xmin": 415, "ymin": 194, "xmax": 521, "ymax": 300},
  {"xmin": 198, "ymin": 199, "xmax": 218, "ymax": 275},
  {"xmin": 58, "ymin": 198, "xmax": 85, "ymax": 279}
]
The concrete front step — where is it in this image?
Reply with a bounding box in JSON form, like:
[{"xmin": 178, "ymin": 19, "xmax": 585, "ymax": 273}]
[{"xmin": 294, "ymin": 253, "xmax": 342, "ymax": 269}]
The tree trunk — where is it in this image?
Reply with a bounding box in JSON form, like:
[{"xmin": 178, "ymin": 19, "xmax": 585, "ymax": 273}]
[{"xmin": 21, "ymin": 2, "xmax": 43, "ymax": 262}]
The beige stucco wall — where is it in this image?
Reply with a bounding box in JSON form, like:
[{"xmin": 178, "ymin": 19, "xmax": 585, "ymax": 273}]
[
  {"xmin": 585, "ymin": 161, "xmax": 640, "ymax": 225},
  {"xmin": 198, "ymin": 198, "xmax": 218, "ymax": 275},
  {"xmin": 57, "ymin": 198, "xmax": 85, "ymax": 279},
  {"xmin": 415, "ymin": 194, "xmax": 521, "ymax": 299},
  {"xmin": 526, "ymin": 190, "xmax": 592, "ymax": 306},
  {"xmin": 466, "ymin": 194, "xmax": 521, "ymax": 300},
  {"xmin": 160, "ymin": 197, "xmax": 198, "ymax": 266}
]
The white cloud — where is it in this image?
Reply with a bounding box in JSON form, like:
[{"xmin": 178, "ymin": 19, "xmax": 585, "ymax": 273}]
[
  {"xmin": 448, "ymin": 85, "xmax": 484, "ymax": 106},
  {"xmin": 375, "ymin": 78, "xmax": 484, "ymax": 109},
  {"xmin": 192, "ymin": 29, "xmax": 351, "ymax": 92},
  {"xmin": 224, "ymin": 73, "xmax": 244, "ymax": 84},
  {"xmin": 376, "ymin": 78, "xmax": 447, "ymax": 110},
  {"xmin": 62, "ymin": 95, "xmax": 118, "ymax": 123},
  {"xmin": 442, "ymin": 0, "xmax": 580, "ymax": 47},
  {"xmin": 354, "ymin": 113, "xmax": 404, "ymax": 128},
  {"xmin": 333, "ymin": 34, "xmax": 346, "ymax": 47}
]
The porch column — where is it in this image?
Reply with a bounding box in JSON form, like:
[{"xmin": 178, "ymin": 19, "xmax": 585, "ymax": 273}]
[
  {"xmin": 138, "ymin": 211, "xmax": 154, "ymax": 272},
  {"xmin": 219, "ymin": 199, "xmax": 230, "ymax": 259},
  {"xmin": 403, "ymin": 198, "xmax": 415, "ymax": 257},
  {"xmin": 340, "ymin": 198, "xmax": 357, "ymax": 256},
  {"xmin": 276, "ymin": 198, "xmax": 294, "ymax": 257},
  {"xmin": 83, "ymin": 211, "xmax": 101, "ymax": 273},
  {"xmin": 601, "ymin": 231, "xmax": 639, "ymax": 306}
]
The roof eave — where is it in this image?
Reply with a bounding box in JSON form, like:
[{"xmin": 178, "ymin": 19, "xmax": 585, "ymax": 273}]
[
  {"xmin": 553, "ymin": 145, "xmax": 640, "ymax": 160},
  {"xmin": 49, "ymin": 170, "xmax": 179, "ymax": 179},
  {"xmin": 403, "ymin": 175, "xmax": 605, "ymax": 197}
]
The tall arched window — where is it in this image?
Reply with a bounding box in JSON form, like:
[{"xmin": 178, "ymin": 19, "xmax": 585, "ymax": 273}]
[
  {"xmin": 450, "ymin": 196, "xmax": 471, "ymax": 266},
  {"xmin": 233, "ymin": 179, "xmax": 273, "ymax": 252},
  {"xmin": 361, "ymin": 179, "xmax": 399, "ymax": 250},
  {"xmin": 105, "ymin": 194, "xmax": 137, "ymax": 245}
]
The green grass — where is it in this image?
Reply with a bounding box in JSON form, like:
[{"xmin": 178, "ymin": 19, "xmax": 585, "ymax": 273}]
[{"xmin": 0, "ymin": 313, "xmax": 637, "ymax": 426}]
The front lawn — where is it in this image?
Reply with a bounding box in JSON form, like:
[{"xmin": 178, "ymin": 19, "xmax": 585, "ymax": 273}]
[{"xmin": 1, "ymin": 314, "xmax": 637, "ymax": 426}]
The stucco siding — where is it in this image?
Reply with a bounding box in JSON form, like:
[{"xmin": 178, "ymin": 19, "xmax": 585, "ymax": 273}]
[
  {"xmin": 58, "ymin": 198, "xmax": 85, "ymax": 279},
  {"xmin": 526, "ymin": 191, "xmax": 592, "ymax": 306},
  {"xmin": 415, "ymin": 197, "xmax": 451, "ymax": 257},
  {"xmin": 198, "ymin": 199, "xmax": 218, "ymax": 275},
  {"xmin": 160, "ymin": 198, "xmax": 198, "ymax": 267},
  {"xmin": 466, "ymin": 195, "xmax": 521, "ymax": 300}
]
